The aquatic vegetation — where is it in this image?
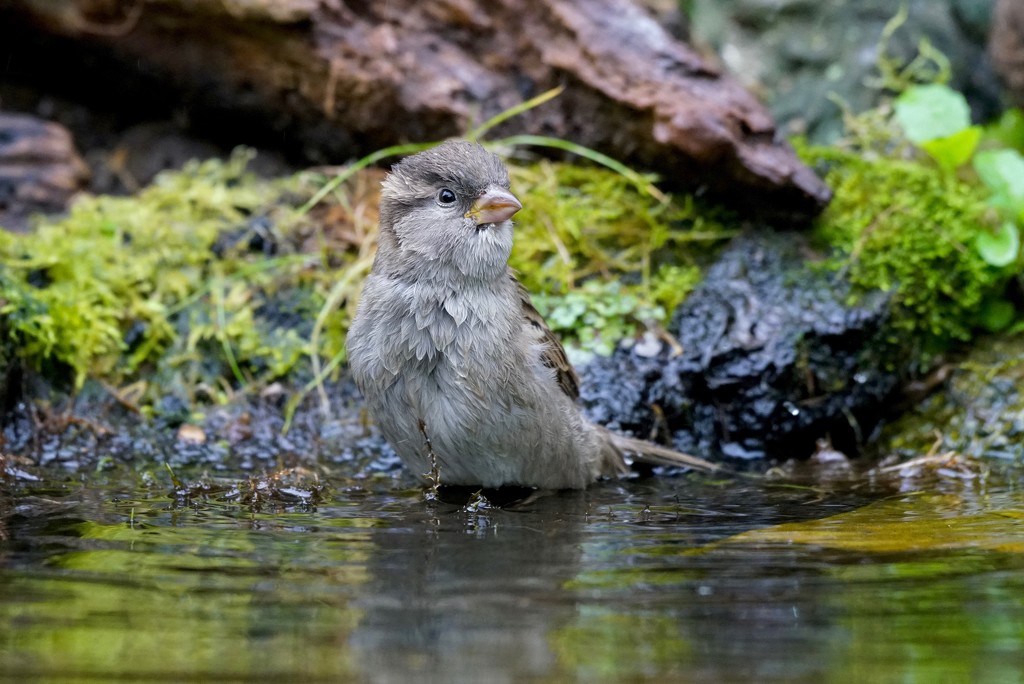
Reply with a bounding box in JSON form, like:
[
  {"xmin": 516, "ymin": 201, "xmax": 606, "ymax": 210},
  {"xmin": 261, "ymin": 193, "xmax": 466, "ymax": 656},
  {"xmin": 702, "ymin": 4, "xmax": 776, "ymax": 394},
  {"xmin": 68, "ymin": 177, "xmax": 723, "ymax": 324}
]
[{"xmin": 718, "ymin": 492, "xmax": 1024, "ymax": 553}]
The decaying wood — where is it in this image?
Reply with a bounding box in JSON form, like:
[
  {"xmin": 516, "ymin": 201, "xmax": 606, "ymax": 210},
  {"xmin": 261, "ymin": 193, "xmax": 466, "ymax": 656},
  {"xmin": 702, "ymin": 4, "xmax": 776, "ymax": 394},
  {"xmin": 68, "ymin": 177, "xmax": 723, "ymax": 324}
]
[{"xmin": 1, "ymin": 0, "xmax": 830, "ymax": 217}]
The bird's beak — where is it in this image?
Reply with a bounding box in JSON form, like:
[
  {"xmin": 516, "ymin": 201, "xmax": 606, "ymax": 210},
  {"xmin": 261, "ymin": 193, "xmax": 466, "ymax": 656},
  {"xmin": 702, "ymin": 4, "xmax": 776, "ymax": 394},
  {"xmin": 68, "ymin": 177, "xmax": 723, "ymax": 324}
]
[{"xmin": 465, "ymin": 187, "xmax": 522, "ymax": 226}]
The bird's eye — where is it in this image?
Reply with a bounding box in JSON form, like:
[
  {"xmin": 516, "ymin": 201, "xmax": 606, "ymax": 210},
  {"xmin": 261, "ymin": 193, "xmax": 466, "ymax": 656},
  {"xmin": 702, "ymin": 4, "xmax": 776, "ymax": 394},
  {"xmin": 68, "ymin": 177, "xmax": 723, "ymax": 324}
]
[{"xmin": 437, "ymin": 188, "xmax": 457, "ymax": 205}]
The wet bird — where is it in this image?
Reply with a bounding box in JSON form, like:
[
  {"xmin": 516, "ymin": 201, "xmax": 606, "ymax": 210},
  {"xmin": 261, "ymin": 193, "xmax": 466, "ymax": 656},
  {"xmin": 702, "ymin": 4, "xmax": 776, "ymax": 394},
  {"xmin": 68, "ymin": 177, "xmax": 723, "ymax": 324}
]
[{"xmin": 346, "ymin": 140, "xmax": 719, "ymax": 489}]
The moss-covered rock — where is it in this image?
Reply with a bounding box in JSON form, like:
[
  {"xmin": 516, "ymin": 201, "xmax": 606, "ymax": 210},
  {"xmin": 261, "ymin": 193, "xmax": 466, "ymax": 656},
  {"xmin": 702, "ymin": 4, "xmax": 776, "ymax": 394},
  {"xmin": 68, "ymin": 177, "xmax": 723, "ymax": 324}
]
[
  {"xmin": 873, "ymin": 333, "xmax": 1024, "ymax": 461},
  {"xmin": 0, "ymin": 150, "xmax": 356, "ymax": 402},
  {"xmin": 802, "ymin": 145, "xmax": 1008, "ymax": 348}
]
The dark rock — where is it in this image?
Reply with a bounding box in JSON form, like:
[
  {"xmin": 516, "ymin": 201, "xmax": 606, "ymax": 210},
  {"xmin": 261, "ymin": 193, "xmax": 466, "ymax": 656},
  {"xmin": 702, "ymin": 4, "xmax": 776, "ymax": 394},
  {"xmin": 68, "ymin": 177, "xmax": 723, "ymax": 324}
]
[
  {"xmin": 83, "ymin": 122, "xmax": 292, "ymax": 195},
  {"xmin": 579, "ymin": 232, "xmax": 901, "ymax": 462},
  {"xmin": 0, "ymin": 112, "xmax": 89, "ymax": 231}
]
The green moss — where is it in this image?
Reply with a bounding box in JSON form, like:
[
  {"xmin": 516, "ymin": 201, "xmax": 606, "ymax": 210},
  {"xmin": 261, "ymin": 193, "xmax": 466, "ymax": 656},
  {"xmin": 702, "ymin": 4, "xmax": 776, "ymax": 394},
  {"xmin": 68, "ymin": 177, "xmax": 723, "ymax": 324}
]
[
  {"xmin": 509, "ymin": 161, "xmax": 731, "ymax": 354},
  {"xmin": 801, "ymin": 144, "xmax": 1006, "ymax": 345},
  {"xmin": 0, "ymin": 150, "xmax": 350, "ymax": 396}
]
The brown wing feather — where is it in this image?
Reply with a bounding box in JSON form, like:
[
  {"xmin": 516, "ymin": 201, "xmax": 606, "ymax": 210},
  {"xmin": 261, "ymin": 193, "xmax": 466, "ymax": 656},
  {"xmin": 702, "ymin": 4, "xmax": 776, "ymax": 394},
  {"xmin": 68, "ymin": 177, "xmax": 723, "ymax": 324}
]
[{"xmin": 513, "ymin": 275, "xmax": 580, "ymax": 401}]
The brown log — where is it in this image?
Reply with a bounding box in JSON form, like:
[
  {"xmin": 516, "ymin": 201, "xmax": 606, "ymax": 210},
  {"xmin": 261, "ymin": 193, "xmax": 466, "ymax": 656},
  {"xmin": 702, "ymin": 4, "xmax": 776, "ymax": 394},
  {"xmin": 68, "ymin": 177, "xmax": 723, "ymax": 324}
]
[{"xmin": 0, "ymin": 0, "xmax": 830, "ymax": 217}]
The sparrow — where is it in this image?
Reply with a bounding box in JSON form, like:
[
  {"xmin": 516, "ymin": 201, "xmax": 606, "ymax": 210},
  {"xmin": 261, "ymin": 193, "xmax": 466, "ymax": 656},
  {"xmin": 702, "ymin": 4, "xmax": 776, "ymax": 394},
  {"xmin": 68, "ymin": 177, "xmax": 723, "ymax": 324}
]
[{"xmin": 346, "ymin": 140, "xmax": 719, "ymax": 489}]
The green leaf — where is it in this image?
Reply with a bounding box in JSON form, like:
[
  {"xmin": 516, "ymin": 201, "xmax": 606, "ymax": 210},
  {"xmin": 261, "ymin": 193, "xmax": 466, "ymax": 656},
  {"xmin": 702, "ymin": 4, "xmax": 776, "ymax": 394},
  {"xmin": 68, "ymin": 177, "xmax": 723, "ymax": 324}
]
[
  {"xmin": 983, "ymin": 108, "xmax": 1024, "ymax": 150},
  {"xmin": 976, "ymin": 297, "xmax": 1016, "ymax": 332},
  {"xmin": 918, "ymin": 125, "xmax": 981, "ymax": 172},
  {"xmin": 973, "ymin": 149, "xmax": 1024, "ymax": 216},
  {"xmin": 893, "ymin": 84, "xmax": 972, "ymax": 145},
  {"xmin": 975, "ymin": 221, "xmax": 1020, "ymax": 267}
]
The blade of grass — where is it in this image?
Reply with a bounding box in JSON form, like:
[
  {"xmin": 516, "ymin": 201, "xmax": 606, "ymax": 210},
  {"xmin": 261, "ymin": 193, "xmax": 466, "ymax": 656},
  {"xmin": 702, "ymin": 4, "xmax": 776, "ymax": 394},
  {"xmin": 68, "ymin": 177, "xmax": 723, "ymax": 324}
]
[
  {"xmin": 488, "ymin": 134, "xmax": 669, "ymax": 203},
  {"xmin": 298, "ymin": 141, "xmax": 437, "ymax": 215},
  {"xmin": 212, "ymin": 277, "xmax": 246, "ymax": 386},
  {"xmin": 164, "ymin": 463, "xmax": 182, "ymax": 489},
  {"xmin": 283, "ymin": 250, "xmax": 376, "ymax": 433},
  {"xmin": 283, "ymin": 346, "xmax": 347, "ymax": 434},
  {"xmin": 466, "ymin": 86, "xmax": 565, "ymax": 141},
  {"xmin": 300, "ymin": 86, "xmax": 566, "ymax": 215}
]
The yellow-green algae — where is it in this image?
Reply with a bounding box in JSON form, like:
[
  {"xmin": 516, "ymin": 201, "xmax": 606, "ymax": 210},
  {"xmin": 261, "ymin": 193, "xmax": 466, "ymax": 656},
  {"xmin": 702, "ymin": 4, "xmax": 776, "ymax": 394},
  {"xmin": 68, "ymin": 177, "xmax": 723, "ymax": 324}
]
[
  {"xmin": 0, "ymin": 150, "xmax": 729, "ymax": 403},
  {"xmin": 715, "ymin": 492, "xmax": 1024, "ymax": 554}
]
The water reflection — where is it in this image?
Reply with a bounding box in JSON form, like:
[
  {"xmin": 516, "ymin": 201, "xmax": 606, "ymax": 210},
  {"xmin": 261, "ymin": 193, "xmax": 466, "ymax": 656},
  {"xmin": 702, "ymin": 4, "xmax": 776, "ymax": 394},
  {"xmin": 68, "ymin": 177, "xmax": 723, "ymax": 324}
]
[
  {"xmin": 350, "ymin": 490, "xmax": 591, "ymax": 683},
  {"xmin": 1, "ymin": 471, "xmax": 1023, "ymax": 682}
]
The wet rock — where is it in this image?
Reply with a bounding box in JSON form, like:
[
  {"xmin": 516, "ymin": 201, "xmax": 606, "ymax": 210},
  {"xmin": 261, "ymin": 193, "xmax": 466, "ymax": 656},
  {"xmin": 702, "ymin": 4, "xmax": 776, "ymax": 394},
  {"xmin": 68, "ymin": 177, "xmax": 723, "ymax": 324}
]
[
  {"xmin": 874, "ymin": 333, "xmax": 1024, "ymax": 463},
  {"xmin": 0, "ymin": 112, "xmax": 89, "ymax": 231},
  {"xmin": 579, "ymin": 232, "xmax": 900, "ymax": 462},
  {"xmin": 3, "ymin": 372, "xmax": 405, "ymax": 483},
  {"xmin": 691, "ymin": 0, "xmax": 1002, "ymax": 144}
]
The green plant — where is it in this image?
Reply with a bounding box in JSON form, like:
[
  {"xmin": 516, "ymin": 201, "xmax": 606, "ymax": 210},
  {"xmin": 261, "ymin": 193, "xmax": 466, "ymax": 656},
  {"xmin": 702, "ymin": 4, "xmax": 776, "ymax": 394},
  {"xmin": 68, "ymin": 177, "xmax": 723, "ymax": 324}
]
[
  {"xmin": 804, "ymin": 144, "xmax": 1003, "ymax": 345},
  {"xmin": 893, "ymin": 84, "xmax": 982, "ymax": 172},
  {"xmin": 890, "ymin": 83, "xmax": 1022, "ymax": 273},
  {"xmin": 0, "ymin": 151, "xmax": 354, "ymax": 399}
]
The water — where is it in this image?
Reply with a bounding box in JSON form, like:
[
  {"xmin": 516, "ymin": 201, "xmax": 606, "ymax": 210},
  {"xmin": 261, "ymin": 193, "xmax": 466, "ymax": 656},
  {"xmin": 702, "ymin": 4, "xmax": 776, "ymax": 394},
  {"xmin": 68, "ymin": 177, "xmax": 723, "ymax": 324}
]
[{"xmin": 2, "ymin": 465, "xmax": 1023, "ymax": 683}]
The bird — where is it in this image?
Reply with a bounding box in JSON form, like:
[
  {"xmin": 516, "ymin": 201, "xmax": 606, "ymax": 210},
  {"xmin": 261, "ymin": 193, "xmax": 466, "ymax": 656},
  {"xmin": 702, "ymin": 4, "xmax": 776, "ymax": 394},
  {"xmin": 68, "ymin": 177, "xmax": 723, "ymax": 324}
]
[{"xmin": 345, "ymin": 139, "xmax": 719, "ymax": 489}]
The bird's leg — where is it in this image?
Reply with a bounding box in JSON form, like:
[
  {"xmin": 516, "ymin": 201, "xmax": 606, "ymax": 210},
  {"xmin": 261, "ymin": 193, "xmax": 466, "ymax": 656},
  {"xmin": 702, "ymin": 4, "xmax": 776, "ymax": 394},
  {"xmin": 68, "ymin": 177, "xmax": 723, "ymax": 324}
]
[{"xmin": 418, "ymin": 418, "xmax": 442, "ymax": 498}]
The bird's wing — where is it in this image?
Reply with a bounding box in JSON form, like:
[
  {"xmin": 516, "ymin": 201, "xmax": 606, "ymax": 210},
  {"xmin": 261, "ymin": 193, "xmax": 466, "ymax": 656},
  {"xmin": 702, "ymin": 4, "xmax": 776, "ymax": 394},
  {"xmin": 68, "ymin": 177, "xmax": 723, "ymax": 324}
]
[{"xmin": 513, "ymin": 275, "xmax": 581, "ymax": 401}]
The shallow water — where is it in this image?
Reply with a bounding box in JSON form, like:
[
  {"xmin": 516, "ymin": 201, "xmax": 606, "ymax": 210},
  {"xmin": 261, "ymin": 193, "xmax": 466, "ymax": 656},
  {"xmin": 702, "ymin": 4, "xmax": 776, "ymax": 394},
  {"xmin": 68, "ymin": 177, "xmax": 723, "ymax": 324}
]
[{"xmin": 2, "ymin": 464, "xmax": 1023, "ymax": 683}]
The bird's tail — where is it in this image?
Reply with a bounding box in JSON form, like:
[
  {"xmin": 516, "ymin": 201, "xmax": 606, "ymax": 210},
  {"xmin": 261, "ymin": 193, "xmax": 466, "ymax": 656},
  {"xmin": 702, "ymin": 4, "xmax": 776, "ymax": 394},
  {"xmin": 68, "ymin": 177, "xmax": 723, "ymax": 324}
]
[{"xmin": 606, "ymin": 430, "xmax": 722, "ymax": 474}]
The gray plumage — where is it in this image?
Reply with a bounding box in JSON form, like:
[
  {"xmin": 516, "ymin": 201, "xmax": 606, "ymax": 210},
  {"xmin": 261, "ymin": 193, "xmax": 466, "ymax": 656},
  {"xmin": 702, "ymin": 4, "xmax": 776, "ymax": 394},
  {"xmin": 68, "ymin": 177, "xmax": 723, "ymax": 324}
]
[{"xmin": 346, "ymin": 140, "xmax": 718, "ymax": 489}]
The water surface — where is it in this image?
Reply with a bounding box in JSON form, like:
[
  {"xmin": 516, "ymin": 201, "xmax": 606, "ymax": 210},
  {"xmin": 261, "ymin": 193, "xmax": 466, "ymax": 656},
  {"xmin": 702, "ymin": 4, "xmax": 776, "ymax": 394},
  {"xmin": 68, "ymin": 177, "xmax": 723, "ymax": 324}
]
[{"xmin": 2, "ymin": 464, "xmax": 1022, "ymax": 683}]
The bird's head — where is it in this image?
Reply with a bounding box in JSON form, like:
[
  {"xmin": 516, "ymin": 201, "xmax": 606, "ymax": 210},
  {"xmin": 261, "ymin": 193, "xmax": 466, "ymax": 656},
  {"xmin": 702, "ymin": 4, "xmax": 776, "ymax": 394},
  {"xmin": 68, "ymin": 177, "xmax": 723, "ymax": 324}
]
[{"xmin": 377, "ymin": 140, "xmax": 521, "ymax": 282}]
